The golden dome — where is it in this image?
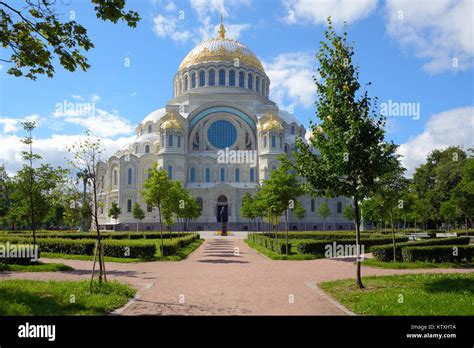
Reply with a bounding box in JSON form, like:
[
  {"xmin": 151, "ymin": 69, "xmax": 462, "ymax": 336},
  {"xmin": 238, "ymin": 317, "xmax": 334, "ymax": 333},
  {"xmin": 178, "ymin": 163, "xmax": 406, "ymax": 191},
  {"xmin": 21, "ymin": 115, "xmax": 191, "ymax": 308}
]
[
  {"xmin": 160, "ymin": 111, "xmax": 182, "ymax": 130},
  {"xmin": 258, "ymin": 112, "xmax": 284, "ymax": 132},
  {"xmin": 178, "ymin": 20, "xmax": 264, "ymax": 73}
]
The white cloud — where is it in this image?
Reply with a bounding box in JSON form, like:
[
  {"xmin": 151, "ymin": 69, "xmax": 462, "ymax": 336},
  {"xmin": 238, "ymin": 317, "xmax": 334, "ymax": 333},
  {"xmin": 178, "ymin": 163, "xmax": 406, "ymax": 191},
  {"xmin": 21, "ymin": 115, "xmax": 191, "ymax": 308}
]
[
  {"xmin": 385, "ymin": 0, "xmax": 474, "ymax": 73},
  {"xmin": 398, "ymin": 106, "xmax": 474, "ymax": 176},
  {"xmin": 0, "ymin": 133, "xmax": 135, "ymax": 175},
  {"xmin": 0, "ymin": 114, "xmax": 41, "ymax": 133},
  {"xmin": 263, "ymin": 52, "xmax": 317, "ymax": 109},
  {"xmin": 164, "ymin": 1, "xmax": 177, "ymax": 12},
  {"xmin": 153, "ymin": 0, "xmax": 252, "ymax": 43},
  {"xmin": 282, "ymin": 0, "xmax": 378, "ymax": 25},
  {"xmin": 152, "ymin": 14, "xmax": 193, "ymax": 43}
]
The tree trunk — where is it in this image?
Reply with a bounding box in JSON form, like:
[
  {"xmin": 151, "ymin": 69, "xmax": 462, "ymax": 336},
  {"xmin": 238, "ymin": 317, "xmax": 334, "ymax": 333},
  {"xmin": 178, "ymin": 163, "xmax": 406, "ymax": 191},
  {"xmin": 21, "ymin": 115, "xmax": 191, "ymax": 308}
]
[
  {"xmin": 353, "ymin": 197, "xmax": 364, "ymax": 289},
  {"xmin": 158, "ymin": 205, "xmax": 164, "ymax": 254},
  {"xmin": 390, "ymin": 210, "xmax": 397, "ymax": 262},
  {"xmin": 285, "ymin": 209, "xmax": 289, "ymax": 256}
]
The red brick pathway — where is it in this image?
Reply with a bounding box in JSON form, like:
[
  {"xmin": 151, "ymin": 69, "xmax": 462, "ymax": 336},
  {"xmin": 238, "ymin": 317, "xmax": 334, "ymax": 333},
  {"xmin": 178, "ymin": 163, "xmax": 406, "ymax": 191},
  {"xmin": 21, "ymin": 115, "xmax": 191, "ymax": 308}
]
[{"xmin": 1, "ymin": 237, "xmax": 472, "ymax": 315}]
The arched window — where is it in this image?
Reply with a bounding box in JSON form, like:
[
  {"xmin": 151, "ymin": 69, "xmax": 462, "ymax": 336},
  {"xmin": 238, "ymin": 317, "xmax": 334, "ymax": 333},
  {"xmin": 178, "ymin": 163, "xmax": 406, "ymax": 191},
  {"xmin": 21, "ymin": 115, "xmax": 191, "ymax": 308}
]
[
  {"xmin": 219, "ymin": 69, "xmax": 225, "ymax": 86},
  {"xmin": 247, "ymin": 73, "xmax": 253, "ymax": 90},
  {"xmin": 256, "ymin": 76, "xmax": 260, "ymax": 92},
  {"xmin": 148, "ymin": 124, "xmax": 152, "ymax": 133},
  {"xmin": 127, "ymin": 168, "xmax": 132, "ymax": 185},
  {"xmin": 229, "ymin": 69, "xmax": 235, "ymax": 86},
  {"xmin": 199, "ymin": 70, "xmax": 205, "ymax": 87},
  {"xmin": 145, "ymin": 145, "xmax": 150, "ymax": 154},
  {"xmin": 135, "ymin": 145, "xmax": 139, "ymax": 154},
  {"xmin": 291, "ymin": 125, "xmax": 295, "ymax": 135},
  {"xmin": 263, "ymin": 135, "xmax": 267, "ymax": 148},
  {"xmin": 205, "ymin": 167, "xmax": 211, "ymax": 182},
  {"xmin": 249, "ymin": 168, "xmax": 255, "ymax": 182},
  {"xmin": 147, "ymin": 203, "xmax": 152, "ymax": 212},
  {"xmin": 239, "ymin": 71, "xmax": 244, "ymax": 88},
  {"xmin": 189, "ymin": 167, "xmax": 196, "ymax": 182},
  {"xmin": 271, "ymin": 135, "xmax": 276, "ymax": 148},
  {"xmin": 184, "ymin": 76, "xmax": 188, "ymax": 90},
  {"xmin": 127, "ymin": 199, "xmax": 132, "ymax": 213},
  {"xmin": 235, "ymin": 168, "xmax": 240, "ymax": 182},
  {"xmin": 262, "ymin": 80, "xmax": 266, "ymax": 95},
  {"xmin": 191, "ymin": 73, "xmax": 196, "ymax": 88},
  {"xmin": 311, "ymin": 199, "xmax": 315, "ymax": 212},
  {"xmin": 177, "ymin": 135, "xmax": 181, "ymax": 147},
  {"xmin": 167, "ymin": 134, "xmax": 173, "ymax": 147},
  {"xmin": 208, "ymin": 69, "xmax": 215, "ymax": 86},
  {"xmin": 337, "ymin": 202, "xmax": 342, "ymax": 214},
  {"xmin": 167, "ymin": 166, "xmax": 173, "ymax": 179},
  {"xmin": 220, "ymin": 168, "xmax": 225, "ymax": 182},
  {"xmin": 113, "ymin": 169, "xmax": 118, "ymax": 186}
]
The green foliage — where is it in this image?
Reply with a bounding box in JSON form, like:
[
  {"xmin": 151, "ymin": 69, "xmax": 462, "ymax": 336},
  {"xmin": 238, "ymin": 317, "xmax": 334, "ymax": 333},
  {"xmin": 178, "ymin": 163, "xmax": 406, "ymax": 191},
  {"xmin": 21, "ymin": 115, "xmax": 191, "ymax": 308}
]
[
  {"xmin": 1, "ymin": 1, "xmax": 140, "ymax": 79},
  {"xmin": 371, "ymin": 237, "xmax": 471, "ymax": 262},
  {"xmin": 108, "ymin": 201, "xmax": 121, "ymax": 220},
  {"xmin": 296, "ymin": 237, "xmax": 408, "ymax": 255},
  {"xmin": 247, "ymin": 234, "xmax": 292, "ymax": 254},
  {"xmin": 317, "ymin": 200, "xmax": 331, "ymax": 229},
  {"xmin": 401, "ymin": 245, "xmax": 474, "ymax": 263}
]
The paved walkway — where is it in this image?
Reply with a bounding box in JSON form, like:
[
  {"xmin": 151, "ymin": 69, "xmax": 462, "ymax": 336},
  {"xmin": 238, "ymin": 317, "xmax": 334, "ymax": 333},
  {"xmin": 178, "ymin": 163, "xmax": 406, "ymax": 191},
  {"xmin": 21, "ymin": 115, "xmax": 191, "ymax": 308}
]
[{"xmin": 1, "ymin": 235, "xmax": 472, "ymax": 315}]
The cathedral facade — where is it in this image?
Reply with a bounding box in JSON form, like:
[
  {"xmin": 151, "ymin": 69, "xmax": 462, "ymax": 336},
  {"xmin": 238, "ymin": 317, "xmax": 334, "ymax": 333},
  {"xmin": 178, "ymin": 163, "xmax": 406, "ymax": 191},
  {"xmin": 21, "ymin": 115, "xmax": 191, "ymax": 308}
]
[{"xmin": 96, "ymin": 22, "xmax": 353, "ymax": 231}]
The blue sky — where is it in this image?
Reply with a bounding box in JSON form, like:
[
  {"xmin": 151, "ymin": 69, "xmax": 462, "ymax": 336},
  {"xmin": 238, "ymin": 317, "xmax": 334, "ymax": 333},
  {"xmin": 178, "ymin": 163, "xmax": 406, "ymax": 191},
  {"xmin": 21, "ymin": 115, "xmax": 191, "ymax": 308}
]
[{"xmin": 0, "ymin": 0, "xmax": 472, "ymax": 175}]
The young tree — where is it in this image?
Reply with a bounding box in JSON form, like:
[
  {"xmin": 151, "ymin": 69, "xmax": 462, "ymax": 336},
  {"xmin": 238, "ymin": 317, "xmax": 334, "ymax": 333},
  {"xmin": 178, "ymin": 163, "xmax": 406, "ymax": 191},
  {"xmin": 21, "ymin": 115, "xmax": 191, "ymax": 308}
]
[
  {"xmin": 67, "ymin": 133, "xmax": 107, "ymax": 284},
  {"xmin": 439, "ymin": 201, "xmax": 461, "ymax": 230},
  {"xmin": 108, "ymin": 201, "xmax": 121, "ymax": 227},
  {"xmin": 131, "ymin": 202, "xmax": 145, "ymax": 232},
  {"xmin": 451, "ymin": 157, "xmax": 474, "ymax": 233},
  {"xmin": 241, "ymin": 193, "xmax": 258, "ymax": 232},
  {"xmin": 343, "ymin": 204, "xmax": 355, "ymax": 223},
  {"xmin": 291, "ymin": 18, "xmax": 398, "ymax": 288},
  {"xmin": 141, "ymin": 164, "xmax": 174, "ymax": 253},
  {"xmin": 1, "ymin": 1, "xmax": 139, "ymax": 80},
  {"xmin": 317, "ymin": 201, "xmax": 331, "ymax": 230},
  {"xmin": 0, "ymin": 165, "xmax": 14, "ymax": 229},
  {"xmin": 259, "ymin": 161, "xmax": 304, "ymax": 255}
]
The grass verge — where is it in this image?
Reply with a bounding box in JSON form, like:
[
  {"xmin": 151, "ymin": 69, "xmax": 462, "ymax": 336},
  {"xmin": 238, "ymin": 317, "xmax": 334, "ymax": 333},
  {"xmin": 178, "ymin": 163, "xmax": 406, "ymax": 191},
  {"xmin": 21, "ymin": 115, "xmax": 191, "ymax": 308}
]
[
  {"xmin": 362, "ymin": 258, "xmax": 474, "ymax": 269},
  {"xmin": 0, "ymin": 279, "xmax": 135, "ymax": 315},
  {"xmin": 320, "ymin": 273, "xmax": 474, "ymax": 315},
  {"xmin": 0, "ymin": 262, "xmax": 73, "ymax": 272}
]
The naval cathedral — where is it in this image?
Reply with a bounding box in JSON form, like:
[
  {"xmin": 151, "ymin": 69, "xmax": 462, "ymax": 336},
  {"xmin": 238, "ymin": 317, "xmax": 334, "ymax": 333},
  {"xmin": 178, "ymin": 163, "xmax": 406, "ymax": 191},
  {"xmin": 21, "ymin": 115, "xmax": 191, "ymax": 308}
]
[{"xmin": 96, "ymin": 21, "xmax": 352, "ymax": 231}]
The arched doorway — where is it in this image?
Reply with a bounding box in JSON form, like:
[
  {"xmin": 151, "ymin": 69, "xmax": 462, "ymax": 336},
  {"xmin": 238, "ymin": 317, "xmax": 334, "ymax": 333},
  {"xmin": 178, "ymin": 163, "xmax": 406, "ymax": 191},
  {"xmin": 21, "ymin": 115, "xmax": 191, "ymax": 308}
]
[{"xmin": 216, "ymin": 195, "xmax": 228, "ymax": 223}]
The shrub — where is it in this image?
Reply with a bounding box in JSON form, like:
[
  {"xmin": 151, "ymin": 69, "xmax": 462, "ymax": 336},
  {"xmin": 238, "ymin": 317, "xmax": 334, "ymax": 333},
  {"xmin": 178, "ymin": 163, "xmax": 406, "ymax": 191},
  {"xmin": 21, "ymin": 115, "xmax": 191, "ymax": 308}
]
[
  {"xmin": 247, "ymin": 234, "xmax": 291, "ymax": 254},
  {"xmin": 402, "ymin": 245, "xmax": 474, "ymax": 263},
  {"xmin": 371, "ymin": 237, "xmax": 471, "ymax": 262},
  {"xmin": 296, "ymin": 237, "xmax": 409, "ymax": 255},
  {"xmin": 259, "ymin": 232, "xmax": 388, "ymax": 240},
  {"xmin": 103, "ymin": 240, "xmax": 156, "ymax": 259},
  {"xmin": 159, "ymin": 233, "xmax": 200, "ymax": 256}
]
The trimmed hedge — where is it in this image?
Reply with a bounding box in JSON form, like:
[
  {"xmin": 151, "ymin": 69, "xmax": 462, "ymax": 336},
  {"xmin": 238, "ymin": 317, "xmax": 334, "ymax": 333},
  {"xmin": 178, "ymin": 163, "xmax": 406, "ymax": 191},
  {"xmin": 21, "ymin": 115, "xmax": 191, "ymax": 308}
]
[
  {"xmin": 260, "ymin": 232, "xmax": 389, "ymax": 240},
  {"xmin": 371, "ymin": 237, "xmax": 471, "ymax": 262},
  {"xmin": 402, "ymin": 245, "xmax": 474, "ymax": 263},
  {"xmin": 0, "ymin": 231, "xmax": 196, "ymax": 240},
  {"xmin": 247, "ymin": 234, "xmax": 291, "ymax": 254},
  {"xmin": 160, "ymin": 233, "xmax": 200, "ymax": 256},
  {"xmin": 0, "ymin": 237, "xmax": 156, "ymax": 259},
  {"xmin": 0, "ymin": 243, "xmax": 40, "ymax": 265},
  {"xmin": 296, "ymin": 237, "xmax": 409, "ymax": 255}
]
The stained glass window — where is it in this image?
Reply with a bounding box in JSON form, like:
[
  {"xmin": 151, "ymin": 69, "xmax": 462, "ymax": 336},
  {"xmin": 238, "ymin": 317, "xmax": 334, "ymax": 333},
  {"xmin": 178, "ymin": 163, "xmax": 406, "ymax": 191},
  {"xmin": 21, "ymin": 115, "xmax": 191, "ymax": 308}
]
[{"xmin": 207, "ymin": 120, "xmax": 237, "ymax": 149}]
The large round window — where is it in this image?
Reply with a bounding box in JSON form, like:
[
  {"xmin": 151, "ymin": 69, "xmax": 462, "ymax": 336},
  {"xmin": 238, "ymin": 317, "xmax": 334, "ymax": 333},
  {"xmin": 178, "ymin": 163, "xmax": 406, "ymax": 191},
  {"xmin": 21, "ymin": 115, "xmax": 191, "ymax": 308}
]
[{"xmin": 207, "ymin": 120, "xmax": 237, "ymax": 149}]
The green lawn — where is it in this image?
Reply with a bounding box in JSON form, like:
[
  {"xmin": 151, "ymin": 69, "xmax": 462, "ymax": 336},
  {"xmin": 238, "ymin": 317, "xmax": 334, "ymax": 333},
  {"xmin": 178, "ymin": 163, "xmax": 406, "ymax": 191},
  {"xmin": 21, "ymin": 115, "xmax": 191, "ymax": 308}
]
[
  {"xmin": 0, "ymin": 279, "xmax": 135, "ymax": 315},
  {"xmin": 320, "ymin": 273, "xmax": 474, "ymax": 315},
  {"xmin": 41, "ymin": 238, "xmax": 204, "ymax": 263},
  {"xmin": 245, "ymin": 239, "xmax": 322, "ymax": 260},
  {"xmin": 0, "ymin": 262, "xmax": 73, "ymax": 272},
  {"xmin": 362, "ymin": 258, "xmax": 474, "ymax": 269}
]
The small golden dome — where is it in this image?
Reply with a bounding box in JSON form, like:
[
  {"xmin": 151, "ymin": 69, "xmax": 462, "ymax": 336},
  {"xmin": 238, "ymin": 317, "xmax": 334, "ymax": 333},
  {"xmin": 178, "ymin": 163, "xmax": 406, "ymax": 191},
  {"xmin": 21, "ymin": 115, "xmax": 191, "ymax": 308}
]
[
  {"xmin": 258, "ymin": 112, "xmax": 283, "ymax": 132},
  {"xmin": 160, "ymin": 111, "xmax": 182, "ymax": 130},
  {"xmin": 160, "ymin": 119, "xmax": 182, "ymax": 130}
]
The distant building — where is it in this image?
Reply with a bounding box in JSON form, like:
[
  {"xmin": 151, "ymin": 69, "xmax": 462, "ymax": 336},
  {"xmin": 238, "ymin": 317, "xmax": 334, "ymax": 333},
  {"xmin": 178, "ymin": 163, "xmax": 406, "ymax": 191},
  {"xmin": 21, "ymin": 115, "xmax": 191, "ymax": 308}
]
[{"xmin": 97, "ymin": 21, "xmax": 352, "ymax": 231}]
